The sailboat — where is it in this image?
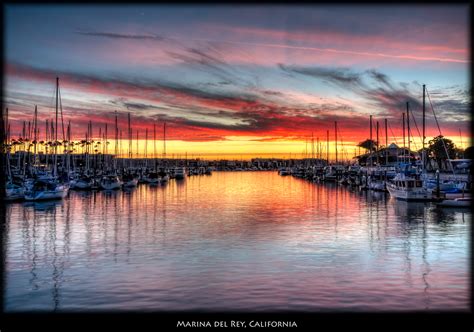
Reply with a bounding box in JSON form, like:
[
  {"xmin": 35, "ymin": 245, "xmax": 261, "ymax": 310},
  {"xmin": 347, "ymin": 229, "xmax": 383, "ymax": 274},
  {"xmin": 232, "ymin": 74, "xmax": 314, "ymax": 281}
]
[
  {"xmin": 25, "ymin": 78, "xmax": 69, "ymax": 201},
  {"xmin": 143, "ymin": 171, "xmax": 161, "ymax": 184},
  {"xmin": 386, "ymin": 85, "xmax": 432, "ymax": 201},
  {"xmin": 122, "ymin": 172, "xmax": 139, "ymax": 188},
  {"xmin": 5, "ymin": 181, "xmax": 25, "ymax": 201},
  {"xmin": 100, "ymin": 111, "xmax": 123, "ymax": 190},
  {"xmin": 121, "ymin": 113, "xmax": 138, "ymax": 188},
  {"xmin": 3, "ymin": 111, "xmax": 25, "ymax": 201},
  {"xmin": 99, "ymin": 174, "xmax": 122, "ymax": 190}
]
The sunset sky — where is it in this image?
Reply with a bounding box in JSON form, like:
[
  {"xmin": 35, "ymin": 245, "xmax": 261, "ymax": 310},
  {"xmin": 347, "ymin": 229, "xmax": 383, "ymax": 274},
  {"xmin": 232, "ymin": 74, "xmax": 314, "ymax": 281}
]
[{"xmin": 4, "ymin": 5, "xmax": 471, "ymax": 160}]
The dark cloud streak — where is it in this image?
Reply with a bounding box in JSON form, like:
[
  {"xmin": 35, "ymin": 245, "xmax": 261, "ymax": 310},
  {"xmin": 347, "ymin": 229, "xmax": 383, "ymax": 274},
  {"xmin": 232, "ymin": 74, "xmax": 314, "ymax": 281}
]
[{"xmin": 75, "ymin": 30, "xmax": 166, "ymax": 41}]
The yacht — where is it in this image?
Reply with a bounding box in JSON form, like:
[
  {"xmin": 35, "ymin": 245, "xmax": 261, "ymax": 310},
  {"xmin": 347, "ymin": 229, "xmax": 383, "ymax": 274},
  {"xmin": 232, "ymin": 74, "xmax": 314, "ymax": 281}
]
[{"xmin": 386, "ymin": 172, "xmax": 432, "ymax": 201}]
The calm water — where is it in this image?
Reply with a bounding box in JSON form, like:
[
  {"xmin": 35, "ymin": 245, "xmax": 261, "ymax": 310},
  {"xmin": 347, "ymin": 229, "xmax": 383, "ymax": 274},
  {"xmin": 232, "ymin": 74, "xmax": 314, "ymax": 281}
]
[{"xmin": 4, "ymin": 171, "xmax": 470, "ymax": 312}]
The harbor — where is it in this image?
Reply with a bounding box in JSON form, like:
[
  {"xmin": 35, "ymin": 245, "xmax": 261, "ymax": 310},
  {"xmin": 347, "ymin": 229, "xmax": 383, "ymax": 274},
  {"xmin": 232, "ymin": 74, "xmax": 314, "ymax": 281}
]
[
  {"xmin": 4, "ymin": 171, "xmax": 470, "ymax": 311},
  {"xmin": 2, "ymin": 4, "xmax": 471, "ymax": 323},
  {"xmin": 2, "ymin": 76, "xmax": 471, "ymax": 315},
  {"xmin": 3, "ymin": 81, "xmax": 471, "ymax": 205}
]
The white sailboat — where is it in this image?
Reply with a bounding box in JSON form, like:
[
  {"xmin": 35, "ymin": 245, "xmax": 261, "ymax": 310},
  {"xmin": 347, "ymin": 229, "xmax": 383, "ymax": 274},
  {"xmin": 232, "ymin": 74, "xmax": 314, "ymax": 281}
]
[
  {"xmin": 99, "ymin": 174, "xmax": 122, "ymax": 190},
  {"xmin": 24, "ymin": 78, "xmax": 69, "ymax": 201},
  {"xmin": 143, "ymin": 170, "xmax": 161, "ymax": 184},
  {"xmin": 70, "ymin": 175, "xmax": 95, "ymax": 190},
  {"xmin": 386, "ymin": 85, "xmax": 433, "ymax": 201},
  {"xmin": 24, "ymin": 180, "xmax": 69, "ymax": 201}
]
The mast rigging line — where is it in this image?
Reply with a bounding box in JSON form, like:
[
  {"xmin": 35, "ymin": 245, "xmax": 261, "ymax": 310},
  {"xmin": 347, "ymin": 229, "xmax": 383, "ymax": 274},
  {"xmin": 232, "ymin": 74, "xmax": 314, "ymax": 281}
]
[
  {"xmin": 336, "ymin": 125, "xmax": 347, "ymax": 162},
  {"xmin": 387, "ymin": 123, "xmax": 399, "ymax": 146},
  {"xmin": 425, "ymin": 87, "xmax": 455, "ymax": 174},
  {"xmin": 58, "ymin": 84, "xmax": 66, "ymax": 143},
  {"xmin": 407, "ymin": 104, "xmax": 424, "ymax": 148}
]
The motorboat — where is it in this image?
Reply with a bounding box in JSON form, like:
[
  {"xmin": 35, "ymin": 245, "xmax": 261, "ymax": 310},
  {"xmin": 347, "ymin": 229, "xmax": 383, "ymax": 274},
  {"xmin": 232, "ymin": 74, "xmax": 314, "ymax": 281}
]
[{"xmin": 386, "ymin": 172, "xmax": 432, "ymax": 201}]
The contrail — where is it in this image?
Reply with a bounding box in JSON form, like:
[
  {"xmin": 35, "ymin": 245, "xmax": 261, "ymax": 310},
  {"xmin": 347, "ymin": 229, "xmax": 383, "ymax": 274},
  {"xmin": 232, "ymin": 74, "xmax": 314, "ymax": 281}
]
[
  {"xmin": 76, "ymin": 30, "xmax": 467, "ymax": 64},
  {"xmin": 189, "ymin": 38, "xmax": 467, "ymax": 64}
]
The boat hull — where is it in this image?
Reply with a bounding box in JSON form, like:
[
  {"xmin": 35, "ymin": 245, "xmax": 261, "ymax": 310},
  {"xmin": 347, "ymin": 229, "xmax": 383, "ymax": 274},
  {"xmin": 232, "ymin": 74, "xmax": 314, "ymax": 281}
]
[
  {"xmin": 4, "ymin": 187, "xmax": 25, "ymax": 201},
  {"xmin": 436, "ymin": 199, "xmax": 471, "ymax": 208},
  {"xmin": 24, "ymin": 186, "xmax": 69, "ymax": 201},
  {"xmin": 386, "ymin": 184, "xmax": 433, "ymax": 201},
  {"xmin": 100, "ymin": 182, "xmax": 122, "ymax": 190},
  {"xmin": 123, "ymin": 179, "xmax": 139, "ymax": 187}
]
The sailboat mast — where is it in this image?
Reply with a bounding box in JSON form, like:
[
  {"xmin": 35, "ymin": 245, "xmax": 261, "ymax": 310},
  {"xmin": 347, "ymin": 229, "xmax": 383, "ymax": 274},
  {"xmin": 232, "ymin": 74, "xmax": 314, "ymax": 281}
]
[
  {"xmin": 128, "ymin": 112, "xmax": 132, "ymax": 161},
  {"xmin": 114, "ymin": 111, "xmax": 118, "ymax": 172},
  {"xmin": 406, "ymin": 102, "xmax": 410, "ymax": 161},
  {"xmin": 5, "ymin": 107, "xmax": 8, "ymax": 142},
  {"xmin": 33, "ymin": 105, "xmax": 38, "ymax": 164},
  {"xmin": 376, "ymin": 121, "xmax": 379, "ymax": 165},
  {"xmin": 104, "ymin": 123, "xmax": 108, "ymax": 168},
  {"xmin": 326, "ymin": 130, "xmax": 329, "ymax": 164},
  {"xmin": 163, "ymin": 122, "xmax": 166, "ymax": 159},
  {"xmin": 3, "ymin": 107, "xmax": 12, "ymax": 180},
  {"xmin": 422, "ymin": 84, "xmax": 426, "ymax": 170},
  {"xmin": 145, "ymin": 128, "xmax": 148, "ymax": 167},
  {"xmin": 335, "ymin": 121, "xmax": 338, "ymax": 164},
  {"xmin": 384, "ymin": 118, "xmax": 388, "ymax": 165},
  {"xmin": 153, "ymin": 123, "xmax": 157, "ymax": 171},
  {"xmin": 402, "ymin": 112, "xmax": 405, "ymax": 162},
  {"xmin": 317, "ymin": 137, "xmax": 319, "ymax": 161},
  {"xmin": 53, "ymin": 77, "xmax": 59, "ymax": 177},
  {"xmin": 369, "ymin": 115, "xmax": 372, "ymax": 166},
  {"xmin": 66, "ymin": 120, "xmax": 71, "ymax": 174}
]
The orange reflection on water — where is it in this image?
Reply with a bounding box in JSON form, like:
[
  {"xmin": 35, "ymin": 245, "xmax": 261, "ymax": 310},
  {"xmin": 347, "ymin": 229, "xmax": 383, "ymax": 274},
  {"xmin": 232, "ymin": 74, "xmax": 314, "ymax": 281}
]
[{"xmin": 4, "ymin": 171, "xmax": 470, "ymax": 312}]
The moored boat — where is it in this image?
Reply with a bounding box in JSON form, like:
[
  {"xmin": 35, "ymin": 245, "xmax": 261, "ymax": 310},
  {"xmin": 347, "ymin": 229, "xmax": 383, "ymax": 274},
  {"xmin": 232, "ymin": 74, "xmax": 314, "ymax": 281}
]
[
  {"xmin": 386, "ymin": 172, "xmax": 432, "ymax": 201},
  {"xmin": 24, "ymin": 179, "xmax": 69, "ymax": 201},
  {"xmin": 5, "ymin": 181, "xmax": 25, "ymax": 201},
  {"xmin": 143, "ymin": 171, "xmax": 161, "ymax": 184},
  {"xmin": 122, "ymin": 173, "xmax": 139, "ymax": 188},
  {"xmin": 99, "ymin": 175, "xmax": 122, "ymax": 190},
  {"xmin": 436, "ymin": 197, "xmax": 471, "ymax": 208},
  {"xmin": 174, "ymin": 167, "xmax": 186, "ymax": 180},
  {"xmin": 70, "ymin": 175, "xmax": 95, "ymax": 190},
  {"xmin": 278, "ymin": 167, "xmax": 291, "ymax": 176}
]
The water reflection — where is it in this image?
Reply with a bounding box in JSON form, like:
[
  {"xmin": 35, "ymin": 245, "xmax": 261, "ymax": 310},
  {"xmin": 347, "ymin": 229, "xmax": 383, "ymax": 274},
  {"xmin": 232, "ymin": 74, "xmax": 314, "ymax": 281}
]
[{"xmin": 4, "ymin": 172, "xmax": 470, "ymax": 312}]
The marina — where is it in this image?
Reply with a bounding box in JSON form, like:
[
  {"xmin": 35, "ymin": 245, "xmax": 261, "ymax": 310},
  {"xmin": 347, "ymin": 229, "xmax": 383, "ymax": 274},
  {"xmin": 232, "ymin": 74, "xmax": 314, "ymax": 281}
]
[
  {"xmin": 4, "ymin": 171, "xmax": 470, "ymax": 311},
  {"xmin": 2, "ymin": 4, "xmax": 471, "ymax": 323},
  {"xmin": 2, "ymin": 78, "xmax": 472, "ymax": 312}
]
